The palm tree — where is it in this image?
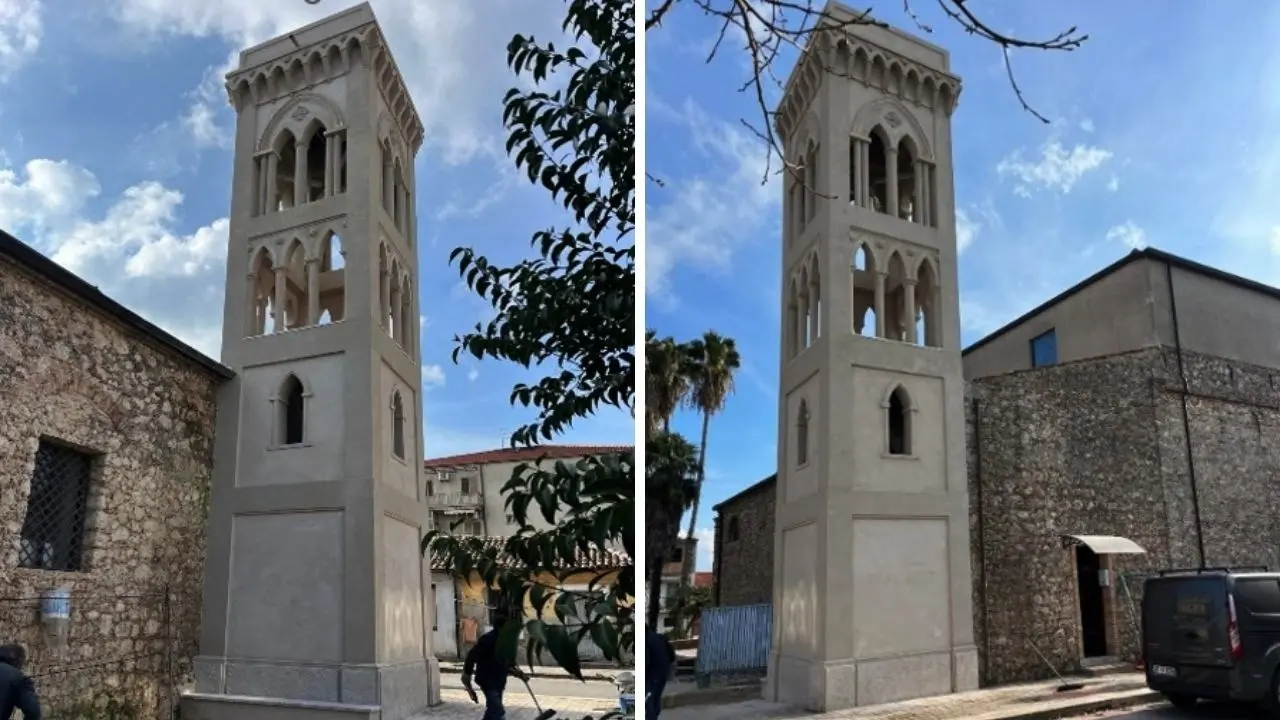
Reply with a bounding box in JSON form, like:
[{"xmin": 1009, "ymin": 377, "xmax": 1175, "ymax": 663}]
[
  {"xmin": 645, "ymin": 331, "xmax": 691, "ymax": 437},
  {"xmin": 646, "ymin": 430, "xmax": 699, "ymax": 626},
  {"xmin": 681, "ymin": 332, "xmax": 740, "ymax": 559}
]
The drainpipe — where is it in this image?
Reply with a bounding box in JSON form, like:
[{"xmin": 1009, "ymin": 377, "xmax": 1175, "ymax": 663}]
[
  {"xmin": 971, "ymin": 396, "xmax": 990, "ymax": 685},
  {"xmin": 1166, "ymin": 261, "xmax": 1206, "ymax": 568}
]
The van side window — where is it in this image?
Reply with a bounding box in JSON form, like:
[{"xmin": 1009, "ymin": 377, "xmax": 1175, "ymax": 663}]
[{"xmin": 1234, "ymin": 578, "xmax": 1280, "ymax": 613}]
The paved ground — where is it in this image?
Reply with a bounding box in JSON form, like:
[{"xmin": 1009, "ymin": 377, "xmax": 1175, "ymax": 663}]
[
  {"xmin": 411, "ymin": 689, "xmax": 624, "ymax": 718},
  {"xmin": 661, "ymin": 672, "xmax": 1156, "ymax": 720},
  {"xmin": 440, "ymin": 672, "xmax": 618, "ymax": 700}
]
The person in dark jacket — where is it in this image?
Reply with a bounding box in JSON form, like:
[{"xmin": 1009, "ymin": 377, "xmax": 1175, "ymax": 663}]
[
  {"xmin": 645, "ymin": 625, "xmax": 674, "ymax": 718},
  {"xmin": 461, "ymin": 615, "xmax": 528, "ymax": 720},
  {"xmin": 0, "ymin": 644, "xmax": 41, "ymax": 720}
]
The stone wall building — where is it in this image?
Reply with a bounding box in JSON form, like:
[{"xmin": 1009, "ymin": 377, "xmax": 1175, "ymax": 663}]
[
  {"xmin": 0, "ymin": 229, "xmax": 230, "ymax": 717},
  {"xmin": 711, "ymin": 474, "xmax": 774, "ymax": 608},
  {"xmin": 715, "ymin": 246, "xmax": 1280, "ymax": 688}
]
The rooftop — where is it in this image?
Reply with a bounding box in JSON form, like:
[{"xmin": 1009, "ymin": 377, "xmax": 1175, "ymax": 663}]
[
  {"xmin": 423, "ymin": 444, "xmax": 634, "ymax": 469},
  {"xmin": 962, "ymin": 247, "xmax": 1280, "ymax": 358}
]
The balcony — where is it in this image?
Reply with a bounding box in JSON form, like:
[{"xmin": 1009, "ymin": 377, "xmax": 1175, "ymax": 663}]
[{"xmin": 432, "ymin": 492, "xmax": 483, "ymax": 511}]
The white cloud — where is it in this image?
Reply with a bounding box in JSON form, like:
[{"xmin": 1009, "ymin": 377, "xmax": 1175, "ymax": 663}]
[
  {"xmin": 996, "ymin": 140, "xmax": 1113, "ymax": 197},
  {"xmin": 466, "ymin": 368, "xmax": 479, "ymax": 382},
  {"xmin": 955, "ymin": 208, "xmax": 978, "ymax": 254},
  {"xmin": 0, "ymin": 0, "xmax": 41, "ymax": 80},
  {"xmin": 0, "ymin": 158, "xmax": 228, "ymax": 357},
  {"xmin": 1106, "ymin": 175, "xmax": 1120, "ymax": 193},
  {"xmin": 422, "ymin": 363, "xmax": 446, "ymax": 387},
  {"xmin": 1080, "ymin": 119, "xmax": 1094, "ymax": 133},
  {"xmin": 695, "ymin": 527, "xmax": 715, "ymax": 571},
  {"xmin": 1105, "ymin": 221, "xmax": 1146, "ymax": 251},
  {"xmin": 646, "ymin": 97, "xmax": 777, "ymax": 300},
  {"xmin": 107, "ymin": 0, "xmax": 568, "ymax": 165}
]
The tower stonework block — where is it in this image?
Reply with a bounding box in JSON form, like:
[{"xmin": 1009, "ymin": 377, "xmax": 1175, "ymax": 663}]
[
  {"xmin": 182, "ymin": 4, "xmax": 439, "ymax": 719},
  {"xmin": 767, "ymin": 3, "xmax": 978, "ymax": 710}
]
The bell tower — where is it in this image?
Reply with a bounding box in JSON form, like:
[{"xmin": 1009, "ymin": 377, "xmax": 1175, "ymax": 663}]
[
  {"xmin": 767, "ymin": 3, "xmax": 978, "ymax": 710},
  {"xmin": 186, "ymin": 4, "xmax": 439, "ymax": 719}
]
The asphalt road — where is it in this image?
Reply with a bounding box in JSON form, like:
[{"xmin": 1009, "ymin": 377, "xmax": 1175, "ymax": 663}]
[
  {"xmin": 439, "ymin": 672, "xmax": 620, "ymax": 701},
  {"xmin": 1093, "ymin": 700, "xmax": 1254, "ymax": 720}
]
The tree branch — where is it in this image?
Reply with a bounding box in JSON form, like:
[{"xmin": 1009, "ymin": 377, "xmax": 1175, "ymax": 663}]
[{"xmin": 656, "ymin": 0, "xmax": 1087, "ymax": 187}]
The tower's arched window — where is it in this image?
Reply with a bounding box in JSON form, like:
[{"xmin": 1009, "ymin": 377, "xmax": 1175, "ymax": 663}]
[
  {"xmin": 400, "ymin": 276, "xmax": 413, "ymax": 354},
  {"xmin": 868, "ymin": 128, "xmax": 889, "ymax": 214},
  {"xmin": 304, "ymin": 124, "xmax": 328, "ymax": 203},
  {"xmin": 280, "ymin": 374, "xmax": 306, "ymax": 445},
  {"xmin": 391, "ymin": 391, "xmax": 406, "ymax": 459},
  {"xmin": 796, "ymin": 399, "xmax": 810, "ymax": 467},
  {"xmin": 275, "ymin": 130, "xmax": 298, "ymax": 211},
  {"xmin": 896, "ymin": 136, "xmax": 918, "ymax": 222},
  {"xmin": 887, "ymin": 386, "xmax": 911, "ymax": 456},
  {"xmin": 318, "ymin": 232, "xmax": 347, "ymax": 324},
  {"xmin": 852, "ymin": 244, "xmax": 877, "ymax": 338}
]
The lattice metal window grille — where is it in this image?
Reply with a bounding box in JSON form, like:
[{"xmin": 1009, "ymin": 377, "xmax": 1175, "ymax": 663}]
[{"xmin": 19, "ymin": 441, "xmax": 93, "ymax": 572}]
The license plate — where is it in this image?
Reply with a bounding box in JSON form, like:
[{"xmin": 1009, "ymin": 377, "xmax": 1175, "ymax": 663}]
[{"xmin": 1151, "ymin": 664, "xmax": 1177, "ymax": 677}]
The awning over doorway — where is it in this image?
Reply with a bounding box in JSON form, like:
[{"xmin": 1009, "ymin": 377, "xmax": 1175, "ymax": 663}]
[{"xmin": 1061, "ymin": 534, "xmax": 1147, "ymax": 555}]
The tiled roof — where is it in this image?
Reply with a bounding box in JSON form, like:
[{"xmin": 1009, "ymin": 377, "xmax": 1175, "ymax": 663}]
[
  {"xmin": 694, "ymin": 572, "xmax": 714, "ymax": 588},
  {"xmin": 427, "ymin": 535, "xmax": 629, "ymax": 572},
  {"xmin": 423, "ymin": 444, "xmax": 633, "ymax": 469}
]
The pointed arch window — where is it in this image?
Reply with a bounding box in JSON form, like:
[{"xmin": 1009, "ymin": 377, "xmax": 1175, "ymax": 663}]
[
  {"xmin": 887, "ymin": 385, "xmax": 912, "ymax": 456},
  {"xmin": 392, "ymin": 391, "xmax": 406, "ymax": 459},
  {"xmin": 796, "ymin": 399, "xmax": 810, "ymax": 467},
  {"xmin": 279, "ymin": 374, "xmax": 306, "ymax": 446}
]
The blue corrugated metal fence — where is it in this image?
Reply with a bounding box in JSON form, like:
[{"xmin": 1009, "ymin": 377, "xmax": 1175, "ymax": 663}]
[{"xmin": 696, "ymin": 603, "xmax": 772, "ymax": 674}]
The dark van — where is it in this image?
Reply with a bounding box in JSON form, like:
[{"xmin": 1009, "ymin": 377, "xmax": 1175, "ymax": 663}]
[{"xmin": 1143, "ymin": 568, "xmax": 1280, "ymax": 709}]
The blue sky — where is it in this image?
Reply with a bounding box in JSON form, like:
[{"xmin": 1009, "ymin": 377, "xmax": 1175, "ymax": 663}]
[
  {"xmin": 647, "ymin": 0, "xmax": 1280, "ymax": 570},
  {"xmin": 0, "ymin": 0, "xmax": 633, "ymax": 459}
]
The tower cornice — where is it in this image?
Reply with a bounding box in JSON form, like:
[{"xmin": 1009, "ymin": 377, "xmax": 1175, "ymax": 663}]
[
  {"xmin": 774, "ymin": 11, "xmax": 962, "ymax": 144},
  {"xmin": 224, "ymin": 23, "xmax": 424, "ymax": 153}
]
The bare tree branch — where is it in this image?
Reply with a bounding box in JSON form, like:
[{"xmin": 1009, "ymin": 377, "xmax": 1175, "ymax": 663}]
[{"xmin": 649, "ymin": 0, "xmax": 1087, "ymax": 187}]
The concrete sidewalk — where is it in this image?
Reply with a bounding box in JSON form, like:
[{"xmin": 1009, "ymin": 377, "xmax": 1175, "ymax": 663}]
[
  {"xmin": 662, "ymin": 672, "xmax": 1159, "ymax": 720},
  {"xmin": 437, "ymin": 659, "xmax": 627, "ymax": 682}
]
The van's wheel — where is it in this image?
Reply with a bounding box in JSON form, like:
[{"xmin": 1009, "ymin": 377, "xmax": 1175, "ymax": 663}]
[
  {"xmin": 1164, "ymin": 693, "xmax": 1197, "ymax": 710},
  {"xmin": 1260, "ymin": 668, "xmax": 1280, "ymax": 716}
]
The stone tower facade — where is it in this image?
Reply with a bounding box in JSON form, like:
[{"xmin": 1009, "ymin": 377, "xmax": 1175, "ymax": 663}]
[
  {"xmin": 185, "ymin": 5, "xmax": 439, "ymax": 719},
  {"xmin": 767, "ymin": 4, "xmax": 978, "ymax": 710}
]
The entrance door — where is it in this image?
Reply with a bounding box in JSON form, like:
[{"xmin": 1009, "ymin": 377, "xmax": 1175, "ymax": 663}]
[{"xmin": 1076, "ymin": 546, "xmax": 1108, "ymax": 657}]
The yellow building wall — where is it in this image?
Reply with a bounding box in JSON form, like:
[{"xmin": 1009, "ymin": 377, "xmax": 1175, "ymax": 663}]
[{"xmin": 454, "ymin": 569, "xmax": 632, "ymax": 622}]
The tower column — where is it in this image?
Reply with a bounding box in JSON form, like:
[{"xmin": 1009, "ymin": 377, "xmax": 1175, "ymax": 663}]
[
  {"xmin": 306, "ymin": 258, "xmax": 321, "ymax": 326},
  {"xmin": 325, "ymin": 132, "xmax": 336, "ymax": 198},
  {"xmin": 925, "ymin": 163, "xmax": 935, "ymax": 227},
  {"xmin": 264, "ymin": 152, "xmax": 278, "ymax": 214},
  {"xmin": 886, "ymin": 146, "xmax": 899, "ymax": 219},
  {"xmin": 294, "ymin": 140, "xmax": 309, "ymax": 207},
  {"xmin": 873, "ymin": 270, "xmax": 886, "ymax": 339}
]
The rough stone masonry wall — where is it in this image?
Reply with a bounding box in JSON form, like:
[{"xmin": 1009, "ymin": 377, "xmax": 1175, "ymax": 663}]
[
  {"xmin": 712, "ymin": 483, "xmax": 776, "ymax": 608},
  {"xmin": 0, "ymin": 259, "xmax": 220, "ymax": 719},
  {"xmin": 1158, "ymin": 346, "xmax": 1280, "ymax": 572},
  {"xmin": 967, "ymin": 348, "xmax": 1173, "ymax": 687},
  {"xmin": 969, "ymin": 345, "xmax": 1280, "ymax": 687}
]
